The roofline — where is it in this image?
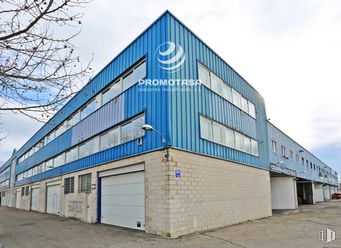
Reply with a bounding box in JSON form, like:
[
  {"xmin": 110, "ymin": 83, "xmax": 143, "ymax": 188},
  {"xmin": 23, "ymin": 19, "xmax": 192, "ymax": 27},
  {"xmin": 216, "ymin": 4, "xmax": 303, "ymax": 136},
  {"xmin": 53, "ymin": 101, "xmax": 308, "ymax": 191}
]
[{"xmin": 268, "ymin": 121, "xmax": 336, "ymax": 174}]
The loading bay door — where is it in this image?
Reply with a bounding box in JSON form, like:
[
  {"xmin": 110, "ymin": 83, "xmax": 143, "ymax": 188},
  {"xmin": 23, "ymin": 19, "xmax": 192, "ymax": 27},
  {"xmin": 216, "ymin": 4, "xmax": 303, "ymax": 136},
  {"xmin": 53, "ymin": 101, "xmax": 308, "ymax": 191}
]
[
  {"xmin": 31, "ymin": 187, "xmax": 40, "ymax": 211},
  {"xmin": 46, "ymin": 184, "xmax": 60, "ymax": 215},
  {"xmin": 100, "ymin": 164, "xmax": 145, "ymax": 230},
  {"xmin": 15, "ymin": 189, "xmax": 21, "ymax": 209}
]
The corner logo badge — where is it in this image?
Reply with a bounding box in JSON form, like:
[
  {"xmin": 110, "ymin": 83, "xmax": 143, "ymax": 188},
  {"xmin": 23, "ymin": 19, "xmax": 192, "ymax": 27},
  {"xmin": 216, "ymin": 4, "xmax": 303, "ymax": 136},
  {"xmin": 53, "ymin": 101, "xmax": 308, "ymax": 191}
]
[
  {"xmin": 155, "ymin": 42, "xmax": 185, "ymax": 73},
  {"xmin": 319, "ymin": 228, "xmax": 336, "ymax": 243}
]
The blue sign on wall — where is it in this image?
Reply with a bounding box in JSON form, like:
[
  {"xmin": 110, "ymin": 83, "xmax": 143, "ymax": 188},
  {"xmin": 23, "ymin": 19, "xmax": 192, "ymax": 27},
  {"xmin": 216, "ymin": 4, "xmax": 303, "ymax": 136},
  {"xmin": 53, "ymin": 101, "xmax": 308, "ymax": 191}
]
[{"xmin": 175, "ymin": 170, "xmax": 181, "ymax": 179}]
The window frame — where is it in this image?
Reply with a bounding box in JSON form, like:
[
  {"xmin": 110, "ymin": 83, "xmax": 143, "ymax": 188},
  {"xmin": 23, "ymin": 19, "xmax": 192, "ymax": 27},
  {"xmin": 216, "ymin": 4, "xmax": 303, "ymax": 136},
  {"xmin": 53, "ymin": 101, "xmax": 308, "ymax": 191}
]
[
  {"xmin": 199, "ymin": 116, "xmax": 213, "ymax": 141},
  {"xmin": 78, "ymin": 173, "xmax": 92, "ymax": 193},
  {"xmin": 289, "ymin": 150, "xmax": 294, "ymax": 160},
  {"xmin": 80, "ymin": 99, "xmax": 96, "ymax": 121},
  {"xmin": 281, "ymin": 145, "xmax": 286, "ymax": 157},
  {"xmin": 272, "ymin": 140, "xmax": 277, "ymax": 153},
  {"xmin": 197, "ymin": 62, "xmax": 257, "ymax": 119},
  {"xmin": 120, "ymin": 114, "xmax": 145, "ymax": 144},
  {"xmin": 64, "ymin": 177, "xmax": 75, "ymax": 194},
  {"xmin": 102, "ymin": 79, "xmax": 122, "ymax": 105},
  {"xmin": 100, "ymin": 127, "xmax": 121, "ymax": 151}
]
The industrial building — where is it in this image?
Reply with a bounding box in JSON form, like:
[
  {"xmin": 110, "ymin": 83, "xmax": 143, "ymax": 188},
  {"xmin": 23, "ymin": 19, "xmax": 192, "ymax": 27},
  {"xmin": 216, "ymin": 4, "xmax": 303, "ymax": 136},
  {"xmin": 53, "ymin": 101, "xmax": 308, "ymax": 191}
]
[{"xmin": 0, "ymin": 11, "xmax": 338, "ymax": 237}]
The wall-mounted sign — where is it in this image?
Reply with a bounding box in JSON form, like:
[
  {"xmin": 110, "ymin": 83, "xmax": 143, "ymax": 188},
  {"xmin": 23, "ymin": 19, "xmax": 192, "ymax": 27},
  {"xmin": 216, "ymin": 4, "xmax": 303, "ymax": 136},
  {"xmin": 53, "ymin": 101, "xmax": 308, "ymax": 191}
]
[
  {"xmin": 91, "ymin": 184, "xmax": 96, "ymax": 190},
  {"xmin": 270, "ymin": 163, "xmax": 296, "ymax": 177},
  {"xmin": 175, "ymin": 170, "xmax": 181, "ymax": 179}
]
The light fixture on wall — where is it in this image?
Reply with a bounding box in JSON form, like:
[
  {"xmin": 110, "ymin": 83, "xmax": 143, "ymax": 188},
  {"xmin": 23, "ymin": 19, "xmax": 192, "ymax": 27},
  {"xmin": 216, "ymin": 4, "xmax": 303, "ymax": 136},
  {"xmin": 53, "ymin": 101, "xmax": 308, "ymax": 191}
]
[{"xmin": 142, "ymin": 124, "xmax": 166, "ymax": 145}]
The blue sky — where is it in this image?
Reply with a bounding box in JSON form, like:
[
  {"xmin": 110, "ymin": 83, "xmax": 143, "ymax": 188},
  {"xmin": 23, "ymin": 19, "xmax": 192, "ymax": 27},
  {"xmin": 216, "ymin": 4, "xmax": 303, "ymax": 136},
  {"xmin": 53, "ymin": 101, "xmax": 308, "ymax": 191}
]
[{"xmin": 1, "ymin": 0, "xmax": 340, "ymax": 174}]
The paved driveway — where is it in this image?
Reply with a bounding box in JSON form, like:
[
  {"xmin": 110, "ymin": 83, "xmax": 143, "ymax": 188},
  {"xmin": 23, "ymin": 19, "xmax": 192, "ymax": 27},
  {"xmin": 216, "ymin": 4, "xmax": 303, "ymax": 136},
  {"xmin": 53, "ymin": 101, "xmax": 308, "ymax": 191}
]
[{"xmin": 0, "ymin": 200, "xmax": 341, "ymax": 248}]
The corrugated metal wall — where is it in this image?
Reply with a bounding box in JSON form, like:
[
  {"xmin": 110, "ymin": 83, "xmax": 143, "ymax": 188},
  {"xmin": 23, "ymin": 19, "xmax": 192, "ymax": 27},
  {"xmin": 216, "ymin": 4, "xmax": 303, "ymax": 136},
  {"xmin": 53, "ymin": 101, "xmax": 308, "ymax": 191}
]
[
  {"xmin": 15, "ymin": 13, "xmax": 170, "ymax": 184},
  {"xmin": 167, "ymin": 14, "xmax": 270, "ymax": 169},
  {"xmin": 268, "ymin": 122, "xmax": 338, "ymax": 186}
]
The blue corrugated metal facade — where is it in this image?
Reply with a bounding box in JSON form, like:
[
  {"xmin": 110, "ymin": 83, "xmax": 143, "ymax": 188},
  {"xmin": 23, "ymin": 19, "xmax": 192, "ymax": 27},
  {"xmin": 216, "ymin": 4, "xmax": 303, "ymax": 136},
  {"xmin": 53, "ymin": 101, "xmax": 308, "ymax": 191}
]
[
  {"xmin": 268, "ymin": 123, "xmax": 338, "ymax": 186},
  {"xmin": 12, "ymin": 12, "xmax": 170, "ymax": 186},
  {"xmin": 167, "ymin": 14, "xmax": 270, "ymax": 169},
  {"xmin": 0, "ymin": 11, "xmax": 338, "ymax": 187}
]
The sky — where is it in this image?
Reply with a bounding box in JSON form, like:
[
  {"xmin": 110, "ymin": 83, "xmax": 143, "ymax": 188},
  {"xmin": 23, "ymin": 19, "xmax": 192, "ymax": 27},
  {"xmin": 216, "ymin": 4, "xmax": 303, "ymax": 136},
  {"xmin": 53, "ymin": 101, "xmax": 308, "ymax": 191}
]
[{"xmin": 1, "ymin": 0, "xmax": 341, "ymax": 174}]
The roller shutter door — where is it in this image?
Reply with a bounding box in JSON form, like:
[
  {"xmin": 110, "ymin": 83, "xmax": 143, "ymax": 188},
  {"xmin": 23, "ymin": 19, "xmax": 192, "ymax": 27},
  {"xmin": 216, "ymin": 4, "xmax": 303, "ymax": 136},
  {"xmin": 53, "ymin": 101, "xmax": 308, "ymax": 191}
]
[
  {"xmin": 31, "ymin": 187, "xmax": 40, "ymax": 211},
  {"xmin": 101, "ymin": 170, "xmax": 145, "ymax": 230},
  {"xmin": 46, "ymin": 184, "xmax": 60, "ymax": 215},
  {"xmin": 15, "ymin": 189, "xmax": 21, "ymax": 209}
]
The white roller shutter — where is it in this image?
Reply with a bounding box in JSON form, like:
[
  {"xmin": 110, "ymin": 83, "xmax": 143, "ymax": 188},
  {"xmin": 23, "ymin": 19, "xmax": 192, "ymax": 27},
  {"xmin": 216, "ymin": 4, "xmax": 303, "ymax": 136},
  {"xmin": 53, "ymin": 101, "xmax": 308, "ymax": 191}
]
[
  {"xmin": 15, "ymin": 189, "xmax": 21, "ymax": 209},
  {"xmin": 46, "ymin": 184, "xmax": 60, "ymax": 215},
  {"xmin": 101, "ymin": 170, "xmax": 145, "ymax": 230},
  {"xmin": 31, "ymin": 188, "xmax": 40, "ymax": 211},
  {"xmin": 324, "ymin": 186, "xmax": 331, "ymax": 200}
]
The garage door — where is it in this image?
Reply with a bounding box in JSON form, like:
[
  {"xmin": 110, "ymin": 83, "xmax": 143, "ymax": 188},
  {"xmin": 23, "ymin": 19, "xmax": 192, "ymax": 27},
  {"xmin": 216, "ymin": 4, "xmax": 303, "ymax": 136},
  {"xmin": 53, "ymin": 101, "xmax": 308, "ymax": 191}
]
[
  {"xmin": 101, "ymin": 170, "xmax": 145, "ymax": 230},
  {"xmin": 46, "ymin": 184, "xmax": 60, "ymax": 215},
  {"xmin": 15, "ymin": 189, "xmax": 21, "ymax": 209},
  {"xmin": 324, "ymin": 186, "xmax": 330, "ymax": 200},
  {"xmin": 31, "ymin": 187, "xmax": 40, "ymax": 211}
]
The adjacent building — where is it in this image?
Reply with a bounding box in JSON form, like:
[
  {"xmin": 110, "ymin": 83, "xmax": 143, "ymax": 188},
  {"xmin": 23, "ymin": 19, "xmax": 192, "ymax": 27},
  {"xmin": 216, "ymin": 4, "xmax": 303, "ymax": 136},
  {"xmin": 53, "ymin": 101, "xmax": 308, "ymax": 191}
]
[
  {"xmin": 0, "ymin": 11, "xmax": 338, "ymax": 237},
  {"xmin": 268, "ymin": 123, "xmax": 338, "ymax": 209}
]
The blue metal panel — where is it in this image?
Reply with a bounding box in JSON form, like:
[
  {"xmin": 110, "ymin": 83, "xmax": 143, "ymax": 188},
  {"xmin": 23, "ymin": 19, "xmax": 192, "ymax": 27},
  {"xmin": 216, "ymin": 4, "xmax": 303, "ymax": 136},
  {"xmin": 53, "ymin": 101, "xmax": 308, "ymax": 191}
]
[
  {"xmin": 268, "ymin": 122, "xmax": 338, "ymax": 186},
  {"xmin": 167, "ymin": 14, "xmax": 270, "ymax": 169},
  {"xmin": 13, "ymin": 12, "xmax": 170, "ymax": 184},
  {"xmin": 13, "ymin": 12, "xmax": 170, "ymax": 162}
]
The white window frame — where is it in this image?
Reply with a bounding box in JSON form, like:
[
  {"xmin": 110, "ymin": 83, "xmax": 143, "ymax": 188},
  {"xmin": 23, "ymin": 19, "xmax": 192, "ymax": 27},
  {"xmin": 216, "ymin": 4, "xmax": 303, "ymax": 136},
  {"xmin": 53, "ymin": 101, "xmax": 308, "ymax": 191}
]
[{"xmin": 272, "ymin": 140, "xmax": 277, "ymax": 153}]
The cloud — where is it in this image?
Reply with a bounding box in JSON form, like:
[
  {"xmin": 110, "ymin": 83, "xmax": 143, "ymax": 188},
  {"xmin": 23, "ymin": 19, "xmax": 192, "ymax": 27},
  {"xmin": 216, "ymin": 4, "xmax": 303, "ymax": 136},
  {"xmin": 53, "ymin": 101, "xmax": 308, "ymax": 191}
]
[
  {"xmin": 0, "ymin": 112, "xmax": 42, "ymax": 165},
  {"xmin": 1, "ymin": 0, "xmax": 340, "ymax": 174}
]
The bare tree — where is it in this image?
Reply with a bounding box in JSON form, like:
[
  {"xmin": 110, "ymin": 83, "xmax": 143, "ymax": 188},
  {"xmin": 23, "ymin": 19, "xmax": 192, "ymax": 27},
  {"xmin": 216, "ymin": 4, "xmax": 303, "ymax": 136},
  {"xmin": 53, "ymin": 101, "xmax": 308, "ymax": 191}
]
[{"xmin": 0, "ymin": 0, "xmax": 92, "ymax": 122}]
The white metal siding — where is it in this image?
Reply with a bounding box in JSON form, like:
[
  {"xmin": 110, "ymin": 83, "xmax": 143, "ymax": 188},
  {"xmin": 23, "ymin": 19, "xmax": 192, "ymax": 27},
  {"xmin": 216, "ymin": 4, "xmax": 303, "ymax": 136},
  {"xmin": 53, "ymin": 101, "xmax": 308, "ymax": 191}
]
[
  {"xmin": 46, "ymin": 185, "xmax": 60, "ymax": 215},
  {"xmin": 101, "ymin": 171, "xmax": 145, "ymax": 230},
  {"xmin": 31, "ymin": 188, "xmax": 40, "ymax": 211}
]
